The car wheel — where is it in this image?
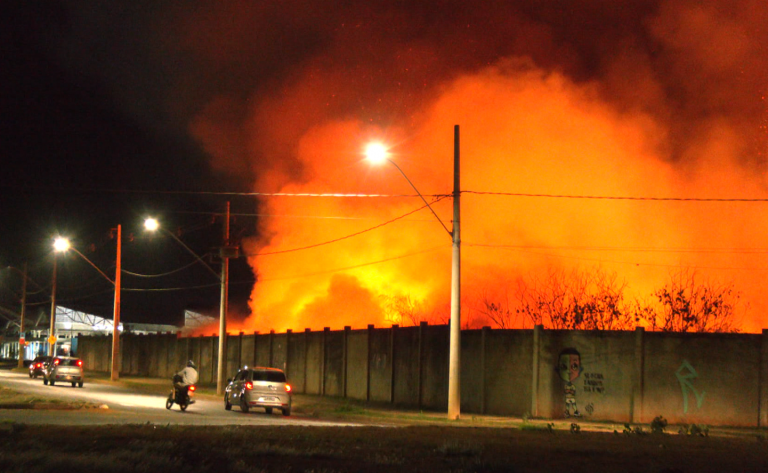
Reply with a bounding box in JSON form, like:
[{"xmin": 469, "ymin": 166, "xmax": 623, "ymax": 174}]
[
  {"xmin": 224, "ymin": 394, "xmax": 232, "ymax": 411},
  {"xmin": 29, "ymin": 372, "xmax": 33, "ymax": 378},
  {"xmin": 265, "ymin": 407, "xmax": 273, "ymax": 414},
  {"xmin": 50, "ymin": 380, "xmax": 55, "ymax": 386},
  {"xmin": 282, "ymin": 407, "xmax": 291, "ymax": 417},
  {"xmin": 240, "ymin": 395, "xmax": 249, "ymax": 413},
  {"xmin": 43, "ymin": 378, "xmax": 48, "ymax": 385},
  {"xmin": 78, "ymin": 381, "xmax": 83, "ymax": 388}
]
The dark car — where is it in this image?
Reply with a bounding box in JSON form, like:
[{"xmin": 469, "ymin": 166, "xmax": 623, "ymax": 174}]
[
  {"xmin": 43, "ymin": 356, "xmax": 84, "ymax": 387},
  {"xmin": 224, "ymin": 367, "xmax": 292, "ymax": 416},
  {"xmin": 28, "ymin": 356, "xmax": 52, "ymax": 378}
]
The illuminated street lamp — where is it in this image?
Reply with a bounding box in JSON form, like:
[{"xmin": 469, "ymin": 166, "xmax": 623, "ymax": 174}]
[
  {"xmin": 365, "ymin": 125, "xmax": 462, "ymax": 419},
  {"xmin": 54, "ymin": 231, "xmax": 122, "ymax": 381},
  {"xmin": 49, "ymin": 237, "xmax": 71, "ymax": 356},
  {"xmin": 145, "ymin": 211, "xmax": 232, "ymax": 396}
]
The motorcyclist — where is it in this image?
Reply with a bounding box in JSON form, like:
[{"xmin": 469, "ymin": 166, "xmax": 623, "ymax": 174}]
[{"xmin": 173, "ymin": 360, "xmax": 199, "ymax": 397}]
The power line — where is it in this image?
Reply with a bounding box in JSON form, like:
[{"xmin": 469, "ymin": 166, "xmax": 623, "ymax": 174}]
[
  {"xmin": 463, "ymin": 191, "xmax": 768, "ymax": 202},
  {"xmin": 257, "ymin": 245, "xmax": 447, "ymax": 283},
  {"xmin": 0, "ymin": 184, "xmax": 444, "ymax": 198},
  {"xmin": 243, "ymin": 197, "xmax": 449, "ymax": 257},
  {"xmin": 121, "ymin": 259, "xmax": 208, "ymax": 278},
  {"xmin": 465, "ymin": 243, "xmax": 768, "ymax": 271},
  {"xmin": 8, "ymin": 182, "xmax": 768, "ymax": 202},
  {"xmin": 465, "ymin": 243, "xmax": 768, "ymax": 254}
]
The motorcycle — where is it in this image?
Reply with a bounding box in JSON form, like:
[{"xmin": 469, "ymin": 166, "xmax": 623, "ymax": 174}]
[{"xmin": 166, "ymin": 384, "xmax": 196, "ymax": 411}]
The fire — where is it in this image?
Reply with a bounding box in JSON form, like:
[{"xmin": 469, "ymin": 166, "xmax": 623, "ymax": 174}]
[
  {"xmin": 232, "ymin": 64, "xmax": 767, "ymax": 334},
  {"xmin": 181, "ymin": 3, "xmax": 768, "ymax": 334}
]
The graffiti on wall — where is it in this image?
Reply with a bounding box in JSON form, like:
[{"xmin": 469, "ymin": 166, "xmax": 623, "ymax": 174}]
[
  {"xmin": 556, "ymin": 348, "xmax": 583, "ymax": 417},
  {"xmin": 676, "ymin": 360, "xmax": 705, "ymax": 414},
  {"xmin": 583, "ymin": 372, "xmax": 605, "ymax": 393}
]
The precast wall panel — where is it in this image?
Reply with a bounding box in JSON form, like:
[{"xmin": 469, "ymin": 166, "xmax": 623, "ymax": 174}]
[
  {"xmin": 368, "ymin": 328, "xmax": 393, "ymax": 403},
  {"xmin": 484, "ymin": 330, "xmax": 533, "ymax": 416},
  {"xmin": 285, "ymin": 331, "xmax": 306, "ymax": 391},
  {"xmin": 323, "ymin": 330, "xmax": 344, "ymax": 397},
  {"xmin": 392, "ymin": 326, "xmax": 420, "ymax": 406},
  {"xmin": 346, "ymin": 330, "xmax": 369, "ymax": 400},
  {"xmin": 460, "ymin": 330, "xmax": 484, "ymax": 413},
  {"xmin": 240, "ymin": 335, "xmax": 256, "ymax": 370},
  {"xmin": 271, "ymin": 333, "xmax": 288, "ymax": 372},
  {"xmin": 421, "ymin": 325, "xmax": 449, "ymax": 410},
  {"xmin": 537, "ymin": 330, "xmax": 635, "ymax": 422},
  {"xmin": 642, "ymin": 332, "xmax": 761, "ymax": 426},
  {"xmin": 304, "ymin": 332, "xmax": 324, "ymax": 395}
]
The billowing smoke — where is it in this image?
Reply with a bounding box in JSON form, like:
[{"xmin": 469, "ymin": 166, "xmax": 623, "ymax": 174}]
[{"xmin": 54, "ymin": 1, "xmax": 768, "ymax": 332}]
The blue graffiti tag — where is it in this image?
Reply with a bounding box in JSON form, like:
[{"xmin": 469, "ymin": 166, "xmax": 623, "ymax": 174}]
[{"xmin": 675, "ymin": 360, "xmax": 705, "ymax": 414}]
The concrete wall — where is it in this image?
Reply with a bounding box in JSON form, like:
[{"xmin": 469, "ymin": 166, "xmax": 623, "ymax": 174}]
[{"xmin": 76, "ymin": 325, "xmax": 768, "ymax": 428}]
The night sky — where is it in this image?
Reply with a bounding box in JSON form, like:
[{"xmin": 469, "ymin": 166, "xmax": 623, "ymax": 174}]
[{"xmin": 2, "ymin": 1, "xmax": 768, "ymax": 332}]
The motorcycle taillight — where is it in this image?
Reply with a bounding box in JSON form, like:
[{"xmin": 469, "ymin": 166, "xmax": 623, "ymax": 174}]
[{"xmin": 188, "ymin": 385, "xmax": 196, "ymax": 392}]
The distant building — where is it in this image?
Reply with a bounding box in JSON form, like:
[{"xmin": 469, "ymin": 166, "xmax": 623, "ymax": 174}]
[{"xmin": 0, "ymin": 306, "xmax": 179, "ymax": 361}]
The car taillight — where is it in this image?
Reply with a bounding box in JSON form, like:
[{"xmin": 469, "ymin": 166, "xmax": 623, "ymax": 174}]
[
  {"xmin": 245, "ymin": 382, "xmax": 253, "ymax": 390},
  {"xmin": 284, "ymin": 384, "xmax": 292, "ymax": 393},
  {"xmin": 188, "ymin": 385, "xmax": 196, "ymax": 392},
  {"xmin": 53, "ymin": 359, "xmax": 60, "ymax": 366},
  {"xmin": 76, "ymin": 360, "xmax": 83, "ymax": 367}
]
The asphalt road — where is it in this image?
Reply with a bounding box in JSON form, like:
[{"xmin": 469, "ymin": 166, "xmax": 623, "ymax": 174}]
[{"xmin": 0, "ymin": 370, "xmax": 361, "ymax": 427}]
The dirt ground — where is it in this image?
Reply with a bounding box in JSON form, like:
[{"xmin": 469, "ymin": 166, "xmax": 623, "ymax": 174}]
[{"xmin": 1, "ymin": 422, "xmax": 767, "ymax": 473}]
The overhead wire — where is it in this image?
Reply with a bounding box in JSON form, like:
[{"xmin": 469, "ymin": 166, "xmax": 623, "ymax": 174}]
[
  {"xmin": 242, "ymin": 196, "xmax": 450, "ymax": 257},
  {"xmin": 463, "ymin": 190, "xmax": 768, "ymax": 202}
]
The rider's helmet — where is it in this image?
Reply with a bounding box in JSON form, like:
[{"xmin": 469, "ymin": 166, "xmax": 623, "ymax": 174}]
[{"xmin": 187, "ymin": 360, "xmax": 197, "ymax": 369}]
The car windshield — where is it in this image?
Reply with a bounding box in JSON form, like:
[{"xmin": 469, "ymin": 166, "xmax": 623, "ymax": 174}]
[{"xmin": 252, "ymin": 370, "xmax": 286, "ymax": 382}]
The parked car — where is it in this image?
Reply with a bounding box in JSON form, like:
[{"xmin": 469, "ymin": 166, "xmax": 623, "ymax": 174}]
[
  {"xmin": 43, "ymin": 356, "xmax": 84, "ymax": 387},
  {"xmin": 28, "ymin": 356, "xmax": 52, "ymax": 378},
  {"xmin": 225, "ymin": 367, "xmax": 292, "ymax": 416}
]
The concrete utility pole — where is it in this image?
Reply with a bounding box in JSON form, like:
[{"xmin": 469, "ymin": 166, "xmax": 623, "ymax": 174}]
[
  {"xmin": 217, "ymin": 202, "xmax": 231, "ymax": 395},
  {"xmin": 49, "ymin": 255, "xmax": 58, "ymax": 356},
  {"xmin": 17, "ymin": 262, "xmax": 27, "ymax": 369},
  {"xmin": 111, "ymin": 224, "xmax": 122, "ymax": 381},
  {"xmin": 447, "ymin": 124, "xmax": 462, "ymax": 420}
]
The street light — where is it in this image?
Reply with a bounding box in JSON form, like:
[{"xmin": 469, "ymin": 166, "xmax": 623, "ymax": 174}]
[
  {"xmin": 54, "ymin": 232, "xmax": 122, "ymax": 381},
  {"xmin": 49, "ymin": 237, "xmax": 71, "ymax": 356},
  {"xmin": 365, "ymin": 125, "xmax": 462, "ymax": 419},
  {"xmin": 145, "ymin": 211, "xmax": 232, "ymax": 396}
]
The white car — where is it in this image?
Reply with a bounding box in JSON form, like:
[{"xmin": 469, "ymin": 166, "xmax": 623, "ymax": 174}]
[
  {"xmin": 225, "ymin": 367, "xmax": 292, "ymax": 416},
  {"xmin": 43, "ymin": 356, "xmax": 84, "ymax": 388}
]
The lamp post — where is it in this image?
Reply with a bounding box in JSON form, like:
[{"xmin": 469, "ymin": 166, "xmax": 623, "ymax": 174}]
[
  {"xmin": 145, "ymin": 213, "xmax": 231, "ymax": 395},
  {"xmin": 366, "ymin": 125, "xmax": 461, "ymax": 419},
  {"xmin": 111, "ymin": 225, "xmax": 121, "ymax": 381},
  {"xmin": 54, "ymin": 234, "xmax": 122, "ymax": 380},
  {"xmin": 17, "ymin": 262, "xmax": 28, "ymax": 368},
  {"xmin": 50, "ymin": 237, "xmax": 71, "ymax": 356}
]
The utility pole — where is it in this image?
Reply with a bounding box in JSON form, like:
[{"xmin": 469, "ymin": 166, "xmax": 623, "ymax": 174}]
[
  {"xmin": 447, "ymin": 124, "xmax": 462, "ymax": 420},
  {"xmin": 217, "ymin": 202, "xmax": 231, "ymax": 395},
  {"xmin": 17, "ymin": 262, "xmax": 27, "ymax": 369},
  {"xmin": 111, "ymin": 224, "xmax": 121, "ymax": 381},
  {"xmin": 49, "ymin": 255, "xmax": 58, "ymax": 356}
]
